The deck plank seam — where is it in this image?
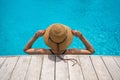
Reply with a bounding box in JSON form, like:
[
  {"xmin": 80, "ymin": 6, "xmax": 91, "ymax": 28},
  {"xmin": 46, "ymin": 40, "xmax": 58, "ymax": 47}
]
[
  {"xmin": 78, "ymin": 56, "xmax": 85, "ymax": 80},
  {"xmin": 66, "ymin": 56, "xmax": 70, "ymax": 80},
  {"xmin": 24, "ymin": 56, "xmax": 32, "ymax": 80},
  {"xmin": 89, "ymin": 56, "xmax": 99, "ymax": 80},
  {"xmin": 113, "ymin": 57, "xmax": 120, "ymax": 69},
  {"xmin": 39, "ymin": 55, "xmax": 44, "ymax": 80},
  {"xmin": 100, "ymin": 57, "xmax": 114, "ymax": 80},
  {"xmin": 0, "ymin": 57, "xmax": 7, "ymax": 69},
  {"xmin": 54, "ymin": 55, "xmax": 56, "ymax": 80},
  {"xmin": 8, "ymin": 56, "xmax": 20, "ymax": 80},
  {"xmin": 77, "ymin": 56, "xmax": 84, "ymax": 80}
]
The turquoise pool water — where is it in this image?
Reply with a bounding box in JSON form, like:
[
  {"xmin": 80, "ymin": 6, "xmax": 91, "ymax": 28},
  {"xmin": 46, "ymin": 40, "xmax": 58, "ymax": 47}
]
[{"xmin": 0, "ymin": 0, "xmax": 120, "ymax": 55}]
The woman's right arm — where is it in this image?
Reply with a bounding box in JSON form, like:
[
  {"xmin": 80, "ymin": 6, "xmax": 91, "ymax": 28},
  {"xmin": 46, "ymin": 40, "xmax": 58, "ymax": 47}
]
[{"xmin": 67, "ymin": 30, "xmax": 95, "ymax": 55}]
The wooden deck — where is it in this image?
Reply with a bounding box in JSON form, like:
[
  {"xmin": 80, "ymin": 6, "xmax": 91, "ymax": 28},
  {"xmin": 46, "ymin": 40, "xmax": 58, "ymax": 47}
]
[{"xmin": 0, "ymin": 55, "xmax": 120, "ymax": 80}]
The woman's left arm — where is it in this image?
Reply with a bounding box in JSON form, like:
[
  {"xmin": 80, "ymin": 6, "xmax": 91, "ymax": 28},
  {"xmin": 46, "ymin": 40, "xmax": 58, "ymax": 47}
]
[{"xmin": 24, "ymin": 30, "xmax": 48, "ymax": 54}]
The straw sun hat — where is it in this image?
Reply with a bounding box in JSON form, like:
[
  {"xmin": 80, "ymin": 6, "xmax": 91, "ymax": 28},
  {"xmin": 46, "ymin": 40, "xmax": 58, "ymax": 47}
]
[{"xmin": 44, "ymin": 23, "xmax": 73, "ymax": 51}]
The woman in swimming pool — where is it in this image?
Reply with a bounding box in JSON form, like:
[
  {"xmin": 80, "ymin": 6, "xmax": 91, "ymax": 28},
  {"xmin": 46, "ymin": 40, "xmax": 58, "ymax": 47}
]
[
  {"xmin": 24, "ymin": 23, "xmax": 94, "ymax": 65},
  {"xmin": 24, "ymin": 23, "xmax": 94, "ymax": 55}
]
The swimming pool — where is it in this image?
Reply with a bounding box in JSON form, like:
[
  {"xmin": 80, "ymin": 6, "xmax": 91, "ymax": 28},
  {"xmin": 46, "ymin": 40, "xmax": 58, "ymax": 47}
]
[{"xmin": 0, "ymin": 0, "xmax": 120, "ymax": 55}]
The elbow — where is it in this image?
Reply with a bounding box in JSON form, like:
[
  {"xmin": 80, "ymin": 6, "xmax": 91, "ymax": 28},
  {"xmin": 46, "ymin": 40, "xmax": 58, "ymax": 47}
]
[
  {"xmin": 24, "ymin": 48, "xmax": 27, "ymax": 52},
  {"xmin": 91, "ymin": 49, "xmax": 95, "ymax": 54},
  {"xmin": 88, "ymin": 48, "xmax": 95, "ymax": 55},
  {"xmin": 24, "ymin": 49, "xmax": 29, "ymax": 55},
  {"xmin": 23, "ymin": 48, "xmax": 29, "ymax": 54},
  {"xmin": 23, "ymin": 48, "xmax": 32, "ymax": 55}
]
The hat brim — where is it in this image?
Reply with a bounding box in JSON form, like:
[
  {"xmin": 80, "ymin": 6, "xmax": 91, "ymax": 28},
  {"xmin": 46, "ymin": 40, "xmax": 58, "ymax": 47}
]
[{"xmin": 43, "ymin": 24, "xmax": 73, "ymax": 51}]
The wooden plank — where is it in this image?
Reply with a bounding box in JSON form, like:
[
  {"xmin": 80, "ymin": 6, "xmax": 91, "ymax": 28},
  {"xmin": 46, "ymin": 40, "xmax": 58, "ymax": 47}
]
[
  {"xmin": 10, "ymin": 56, "xmax": 31, "ymax": 80},
  {"xmin": 113, "ymin": 56, "xmax": 120, "ymax": 68},
  {"xmin": 102, "ymin": 56, "xmax": 120, "ymax": 80},
  {"xmin": 0, "ymin": 57, "xmax": 6, "ymax": 69},
  {"xmin": 56, "ymin": 55, "xmax": 69, "ymax": 80},
  {"xmin": 91, "ymin": 56, "xmax": 112, "ymax": 80},
  {"xmin": 40, "ymin": 55, "xmax": 55, "ymax": 80},
  {"xmin": 79, "ymin": 56, "xmax": 98, "ymax": 80},
  {"xmin": 67, "ymin": 55, "xmax": 84, "ymax": 80},
  {"xmin": 25, "ymin": 55, "xmax": 43, "ymax": 80},
  {"xmin": 0, "ymin": 57, "xmax": 19, "ymax": 80},
  {"xmin": 0, "ymin": 57, "xmax": 6, "ymax": 65}
]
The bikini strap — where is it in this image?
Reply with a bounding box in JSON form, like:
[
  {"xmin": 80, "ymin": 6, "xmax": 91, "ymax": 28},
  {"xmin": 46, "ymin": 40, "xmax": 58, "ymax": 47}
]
[
  {"xmin": 49, "ymin": 49, "xmax": 55, "ymax": 55},
  {"xmin": 62, "ymin": 49, "xmax": 67, "ymax": 54}
]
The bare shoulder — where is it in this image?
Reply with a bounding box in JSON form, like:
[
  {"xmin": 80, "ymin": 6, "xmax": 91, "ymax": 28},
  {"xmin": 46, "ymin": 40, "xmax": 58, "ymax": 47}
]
[{"xmin": 66, "ymin": 48, "xmax": 94, "ymax": 55}]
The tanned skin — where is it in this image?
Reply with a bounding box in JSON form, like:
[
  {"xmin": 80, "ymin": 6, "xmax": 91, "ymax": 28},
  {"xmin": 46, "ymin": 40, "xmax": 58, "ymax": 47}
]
[{"xmin": 24, "ymin": 30, "xmax": 95, "ymax": 55}]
